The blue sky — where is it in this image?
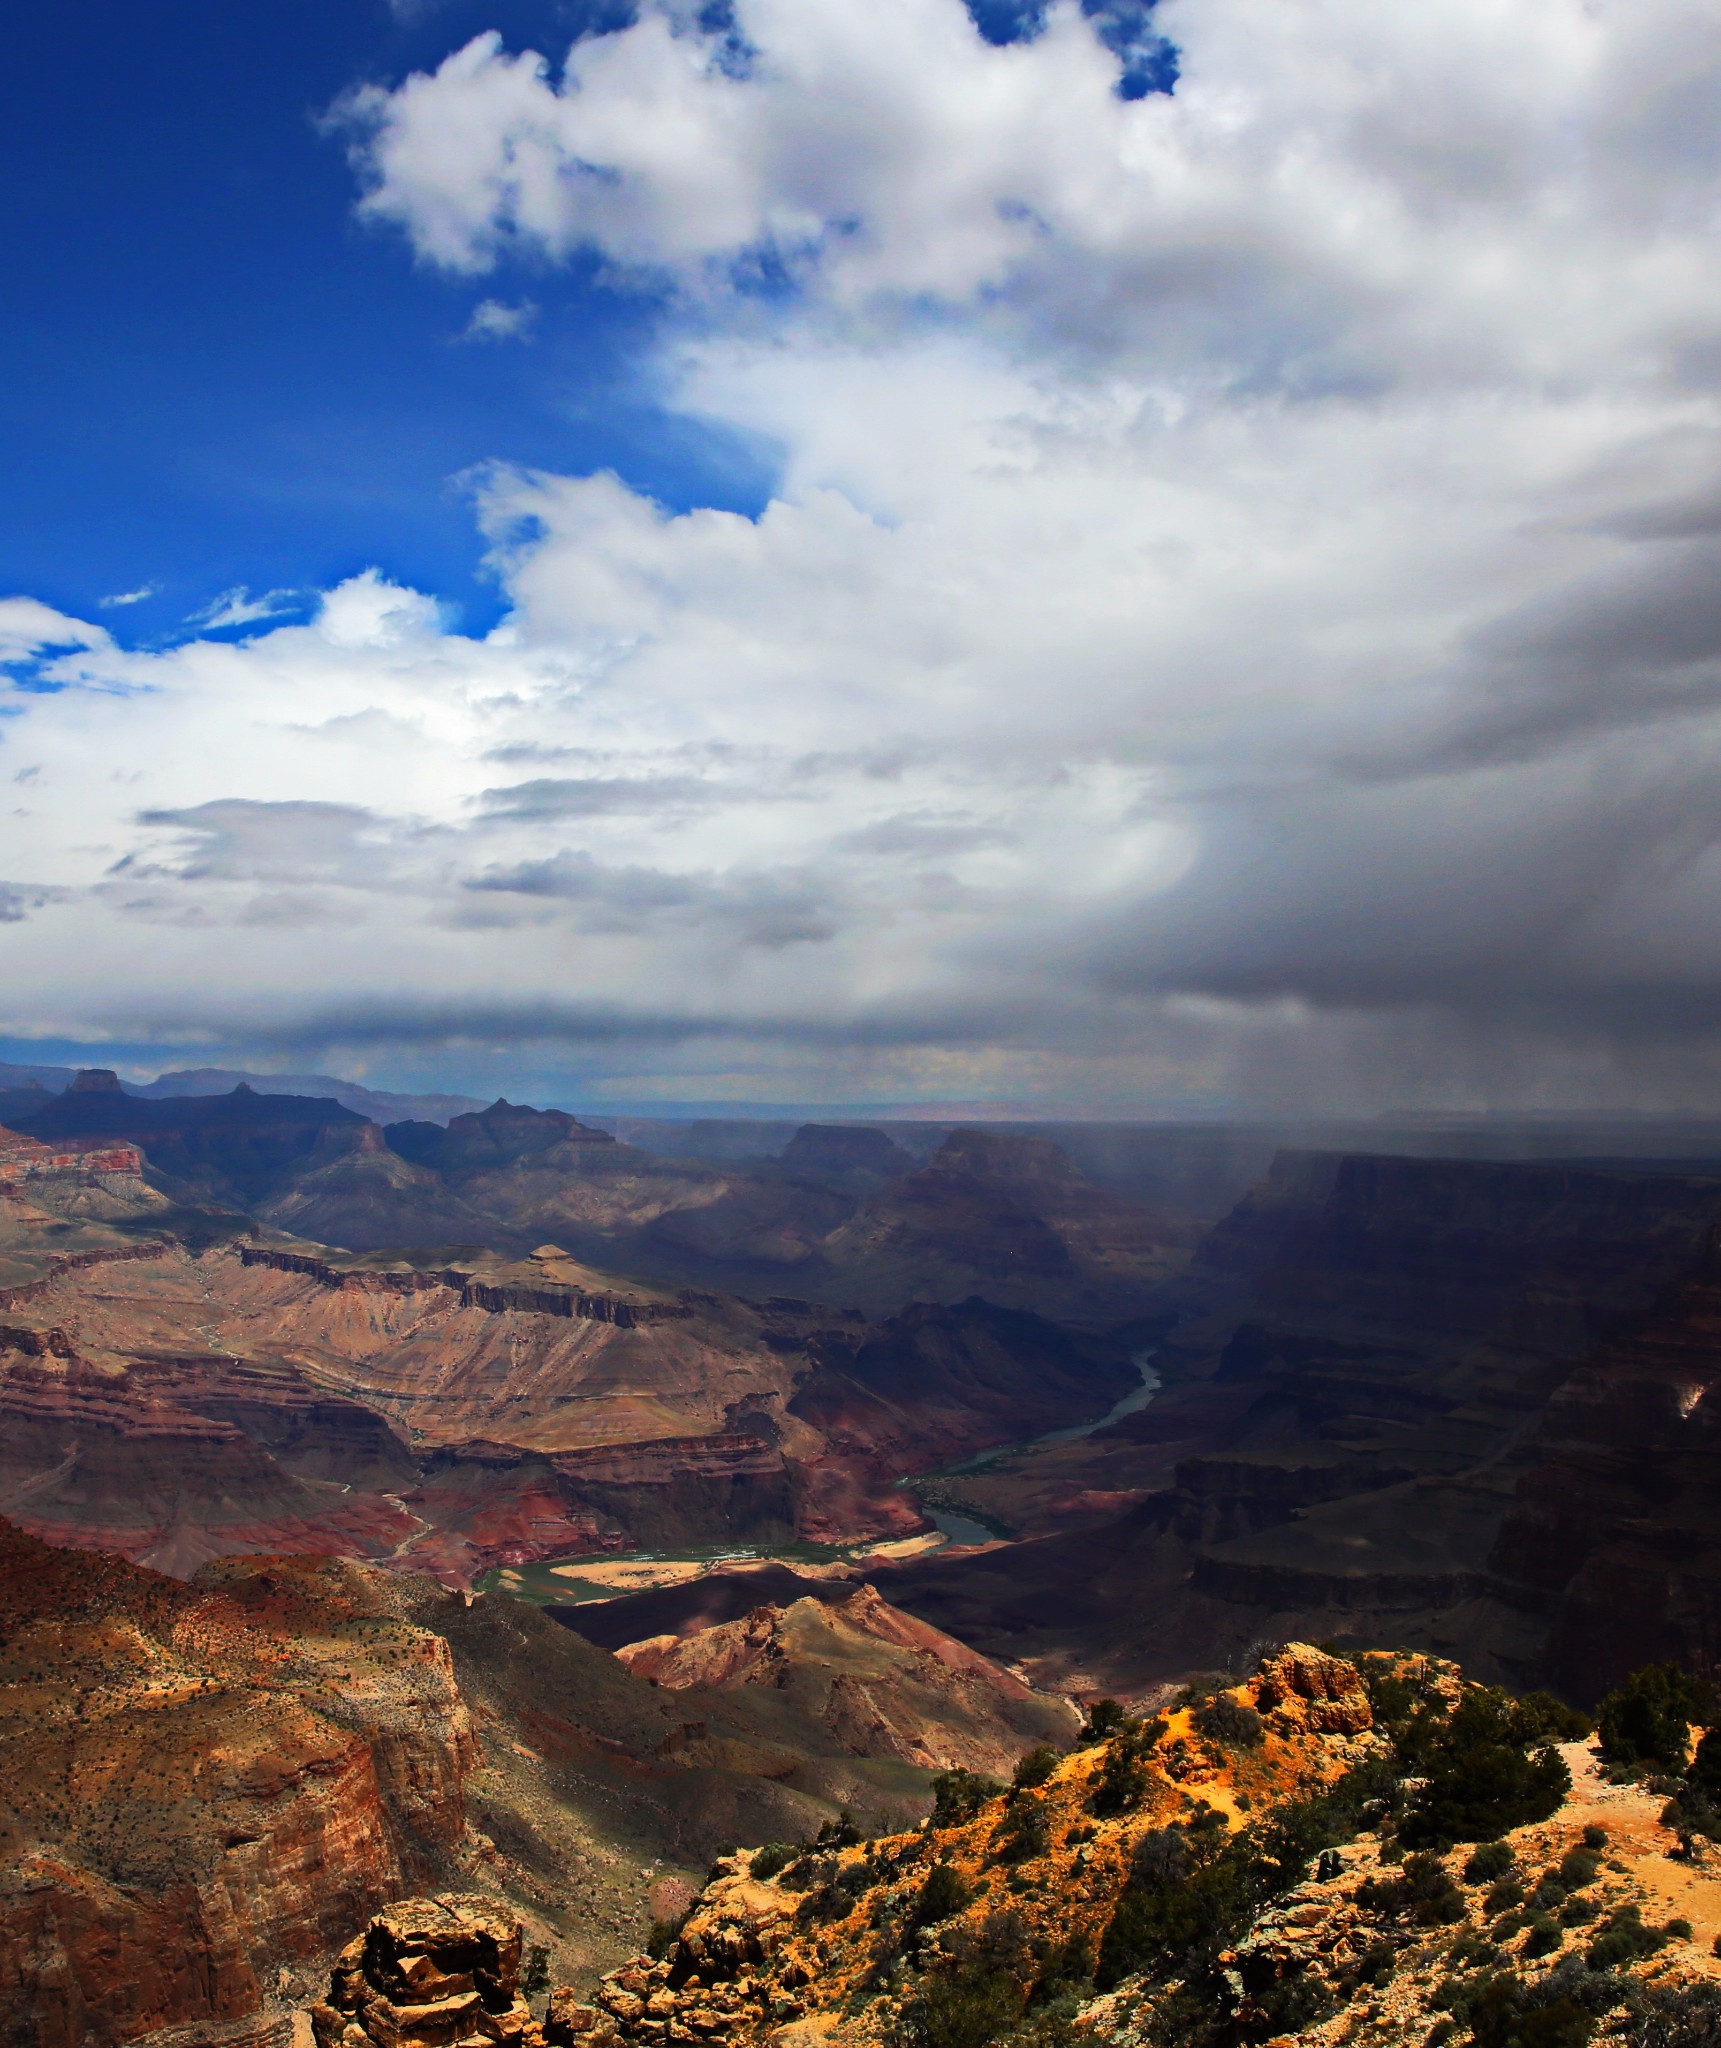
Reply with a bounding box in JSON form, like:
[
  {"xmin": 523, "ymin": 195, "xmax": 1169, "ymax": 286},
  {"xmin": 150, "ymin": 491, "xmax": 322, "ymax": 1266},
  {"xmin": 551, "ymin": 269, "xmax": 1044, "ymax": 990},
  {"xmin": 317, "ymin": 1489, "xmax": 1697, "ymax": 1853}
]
[
  {"xmin": 3, "ymin": 0, "xmax": 1720, "ymax": 1113},
  {"xmin": 0, "ymin": 0, "xmax": 1168, "ymax": 650},
  {"xmin": 0, "ymin": 1, "xmax": 776, "ymax": 645}
]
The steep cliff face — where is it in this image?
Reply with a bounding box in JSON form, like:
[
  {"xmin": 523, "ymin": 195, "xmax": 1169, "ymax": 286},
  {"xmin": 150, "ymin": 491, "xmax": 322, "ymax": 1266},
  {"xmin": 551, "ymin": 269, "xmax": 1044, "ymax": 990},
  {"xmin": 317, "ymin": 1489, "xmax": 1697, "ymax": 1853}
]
[
  {"xmin": 0, "ymin": 1523, "xmax": 476, "ymax": 2048},
  {"xmin": 1490, "ymin": 1215, "xmax": 1721, "ymax": 1700},
  {"xmin": 13, "ymin": 1084, "xmax": 367, "ymax": 1208},
  {"xmin": 0, "ymin": 1341, "xmax": 419, "ymax": 1576},
  {"xmin": 256, "ymin": 1121, "xmax": 496, "ymax": 1253},
  {"xmin": 0, "ymin": 1128, "xmax": 173, "ymax": 1295},
  {"xmin": 2, "ymin": 1522, "xmax": 1037, "ymax": 2048}
]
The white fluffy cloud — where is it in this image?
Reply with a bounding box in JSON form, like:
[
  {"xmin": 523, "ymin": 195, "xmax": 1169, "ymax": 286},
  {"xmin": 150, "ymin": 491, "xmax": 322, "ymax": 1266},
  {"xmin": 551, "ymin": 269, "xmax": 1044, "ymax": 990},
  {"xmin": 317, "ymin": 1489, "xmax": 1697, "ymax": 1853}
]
[{"xmin": 8, "ymin": 0, "xmax": 1721, "ymax": 1108}]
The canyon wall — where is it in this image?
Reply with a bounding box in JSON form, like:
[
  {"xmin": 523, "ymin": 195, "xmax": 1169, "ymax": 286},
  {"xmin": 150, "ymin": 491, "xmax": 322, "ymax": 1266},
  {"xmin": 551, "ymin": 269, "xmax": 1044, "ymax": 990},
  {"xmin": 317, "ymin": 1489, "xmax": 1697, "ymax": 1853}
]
[{"xmin": 0, "ymin": 1524, "xmax": 476, "ymax": 2048}]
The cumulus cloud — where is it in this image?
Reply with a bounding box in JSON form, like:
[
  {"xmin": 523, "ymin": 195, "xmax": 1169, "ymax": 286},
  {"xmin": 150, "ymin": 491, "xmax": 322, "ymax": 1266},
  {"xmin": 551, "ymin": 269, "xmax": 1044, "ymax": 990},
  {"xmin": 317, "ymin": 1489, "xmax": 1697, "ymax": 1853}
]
[
  {"xmin": 7, "ymin": 0, "xmax": 1721, "ymax": 1108},
  {"xmin": 457, "ymin": 296, "xmax": 537, "ymax": 342}
]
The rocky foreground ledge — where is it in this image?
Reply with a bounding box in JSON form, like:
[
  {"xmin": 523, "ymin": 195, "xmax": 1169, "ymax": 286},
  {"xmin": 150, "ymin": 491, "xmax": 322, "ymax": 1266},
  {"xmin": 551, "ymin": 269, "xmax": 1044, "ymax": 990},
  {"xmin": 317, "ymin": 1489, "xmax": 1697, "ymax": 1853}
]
[{"xmin": 302, "ymin": 1643, "xmax": 1721, "ymax": 2048}]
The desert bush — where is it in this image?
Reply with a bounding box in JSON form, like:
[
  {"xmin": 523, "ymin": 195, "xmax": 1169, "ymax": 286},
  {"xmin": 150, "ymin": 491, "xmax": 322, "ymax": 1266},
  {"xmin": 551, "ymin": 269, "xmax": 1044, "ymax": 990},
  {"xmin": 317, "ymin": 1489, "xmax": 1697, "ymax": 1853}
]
[
  {"xmin": 931, "ymin": 1770, "xmax": 1002, "ymax": 1828},
  {"xmin": 1524, "ymin": 1914, "xmax": 1565, "ymax": 1958},
  {"xmin": 1193, "ymin": 1694, "xmax": 1265, "ymax": 1751},
  {"xmin": 1357, "ymin": 1851, "xmax": 1467, "ymax": 1927},
  {"xmin": 910, "ymin": 1862, "xmax": 972, "ymax": 1930},
  {"xmin": 1596, "ymin": 1665, "xmax": 1713, "ymax": 1774},
  {"xmin": 895, "ymin": 1968, "xmax": 1023, "ymax": 2048},
  {"xmin": 646, "ymin": 1913, "xmax": 690, "ymax": 1959},
  {"xmin": 991, "ymin": 1797, "xmax": 1050, "ymax": 1866},
  {"xmin": 1399, "ymin": 1688, "xmax": 1572, "ymax": 1848},
  {"xmin": 1634, "ymin": 1980, "xmax": 1721, "ymax": 2048},
  {"xmin": 1587, "ymin": 1905, "xmax": 1669, "ymax": 1970},
  {"xmin": 1080, "ymin": 1699, "xmax": 1127, "ymax": 1744},
  {"xmin": 751, "ymin": 1841, "xmax": 796, "ymax": 1881},
  {"xmin": 1467, "ymin": 1841, "xmax": 1516, "ymax": 1884},
  {"xmin": 1011, "ymin": 1746, "xmax": 1060, "ymax": 1792}
]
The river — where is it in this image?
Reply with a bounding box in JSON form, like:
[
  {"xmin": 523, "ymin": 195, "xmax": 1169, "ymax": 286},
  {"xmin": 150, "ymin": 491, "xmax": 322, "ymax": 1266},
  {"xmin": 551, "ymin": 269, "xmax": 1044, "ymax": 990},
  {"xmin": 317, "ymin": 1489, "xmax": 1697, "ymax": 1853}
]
[{"xmin": 909, "ymin": 1347, "xmax": 1160, "ymax": 1546}]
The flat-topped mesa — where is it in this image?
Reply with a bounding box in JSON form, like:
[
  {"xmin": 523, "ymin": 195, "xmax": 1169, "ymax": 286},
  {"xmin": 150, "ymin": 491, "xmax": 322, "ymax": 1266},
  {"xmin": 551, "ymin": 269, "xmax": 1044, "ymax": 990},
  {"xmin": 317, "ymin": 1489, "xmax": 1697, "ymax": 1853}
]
[{"xmin": 0, "ymin": 1121, "xmax": 143, "ymax": 1184}]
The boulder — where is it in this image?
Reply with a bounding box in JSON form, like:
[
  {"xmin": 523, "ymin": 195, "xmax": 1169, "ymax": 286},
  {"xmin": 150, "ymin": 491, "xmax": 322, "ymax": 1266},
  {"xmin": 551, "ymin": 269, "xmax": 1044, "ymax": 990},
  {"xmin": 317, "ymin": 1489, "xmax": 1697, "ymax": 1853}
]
[
  {"xmin": 309, "ymin": 1896, "xmax": 541, "ymax": 2048},
  {"xmin": 1253, "ymin": 1643, "xmax": 1373, "ymax": 1735}
]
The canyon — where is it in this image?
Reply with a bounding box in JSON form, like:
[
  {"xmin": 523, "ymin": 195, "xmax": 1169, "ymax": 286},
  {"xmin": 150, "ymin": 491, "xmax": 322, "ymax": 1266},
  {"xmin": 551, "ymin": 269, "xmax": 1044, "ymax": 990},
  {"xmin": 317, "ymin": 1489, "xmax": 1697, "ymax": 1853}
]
[
  {"xmin": 19, "ymin": 1068, "xmax": 1721, "ymax": 2043},
  {"xmin": 0, "ymin": 1227, "xmax": 1133, "ymax": 1582},
  {"xmin": 0, "ymin": 1517, "xmax": 1079, "ymax": 2048}
]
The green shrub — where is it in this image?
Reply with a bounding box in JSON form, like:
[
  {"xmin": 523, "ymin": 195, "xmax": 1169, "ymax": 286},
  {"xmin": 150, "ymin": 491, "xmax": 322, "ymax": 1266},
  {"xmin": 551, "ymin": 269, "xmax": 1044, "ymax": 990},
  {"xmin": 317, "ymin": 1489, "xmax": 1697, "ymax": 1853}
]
[
  {"xmin": 1029, "ymin": 1933, "xmax": 1093, "ymax": 2004},
  {"xmin": 1510, "ymin": 1692, "xmax": 1592, "ymax": 1744},
  {"xmin": 931, "ymin": 1770, "xmax": 1002, "ymax": 1828},
  {"xmin": 991, "ymin": 1797, "xmax": 1050, "ymax": 1866},
  {"xmin": 1523, "ymin": 1914, "xmax": 1564, "ymax": 1958},
  {"xmin": 1448, "ymin": 1955, "xmax": 1628, "ymax": 2048},
  {"xmin": 1466, "ymin": 1841, "xmax": 1516, "ymax": 1884},
  {"xmin": 1193, "ymin": 1694, "xmax": 1265, "ymax": 1750},
  {"xmin": 1557, "ymin": 1846, "xmax": 1601, "ymax": 1889},
  {"xmin": 1399, "ymin": 1689, "xmax": 1572, "ymax": 1848},
  {"xmin": 1011, "ymin": 1746, "xmax": 1060, "ymax": 1791},
  {"xmin": 1096, "ymin": 1759, "xmax": 1397, "ymax": 1991},
  {"xmin": 1080, "ymin": 1699, "xmax": 1127, "ymax": 1745},
  {"xmin": 1357, "ymin": 1851, "xmax": 1467, "ymax": 1927},
  {"xmin": 646, "ymin": 1913, "xmax": 689, "ymax": 1958},
  {"xmin": 896, "ymin": 1968, "xmax": 1024, "ymax": 2048},
  {"xmin": 751, "ymin": 1841, "xmax": 797, "ymax": 1881},
  {"xmin": 1632, "ymin": 1979, "xmax": 1721, "ymax": 2048},
  {"xmin": 910, "ymin": 1862, "xmax": 972, "ymax": 1930},
  {"xmin": 1585, "ymin": 1904, "xmax": 1667, "ymax": 1970},
  {"xmin": 1595, "ymin": 1664, "xmax": 1712, "ymax": 1773},
  {"xmin": 1689, "ymin": 1729, "xmax": 1721, "ymax": 1797},
  {"xmin": 815, "ymin": 1808, "xmax": 864, "ymax": 1849},
  {"xmin": 1090, "ymin": 1742, "xmax": 1150, "ymax": 1817}
]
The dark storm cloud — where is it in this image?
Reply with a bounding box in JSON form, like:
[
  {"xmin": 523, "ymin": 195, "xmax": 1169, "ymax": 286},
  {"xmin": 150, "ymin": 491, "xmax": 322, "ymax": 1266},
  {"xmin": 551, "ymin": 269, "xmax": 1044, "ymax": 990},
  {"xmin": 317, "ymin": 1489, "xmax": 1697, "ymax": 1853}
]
[
  {"xmin": 123, "ymin": 800, "xmax": 391, "ymax": 885},
  {"xmin": 465, "ymin": 848, "xmax": 840, "ymax": 946},
  {"xmin": 477, "ymin": 776, "xmax": 729, "ymax": 820}
]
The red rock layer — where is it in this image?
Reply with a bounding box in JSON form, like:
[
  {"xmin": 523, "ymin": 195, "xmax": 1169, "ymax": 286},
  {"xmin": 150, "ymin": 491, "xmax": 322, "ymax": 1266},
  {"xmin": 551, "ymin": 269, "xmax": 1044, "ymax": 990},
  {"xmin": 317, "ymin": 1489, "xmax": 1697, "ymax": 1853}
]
[{"xmin": 0, "ymin": 1522, "xmax": 476, "ymax": 2048}]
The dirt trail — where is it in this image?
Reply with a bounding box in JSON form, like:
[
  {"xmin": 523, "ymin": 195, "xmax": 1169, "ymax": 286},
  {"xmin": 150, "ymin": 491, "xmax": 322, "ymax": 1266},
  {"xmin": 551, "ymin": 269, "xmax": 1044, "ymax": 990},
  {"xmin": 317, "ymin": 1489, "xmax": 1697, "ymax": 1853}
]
[{"xmin": 1541, "ymin": 1739, "xmax": 1721, "ymax": 1956}]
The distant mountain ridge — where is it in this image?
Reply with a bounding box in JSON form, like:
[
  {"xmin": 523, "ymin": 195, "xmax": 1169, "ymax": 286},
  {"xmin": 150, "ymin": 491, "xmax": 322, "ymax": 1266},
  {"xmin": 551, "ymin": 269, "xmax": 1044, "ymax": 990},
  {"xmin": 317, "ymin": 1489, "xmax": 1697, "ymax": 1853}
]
[{"xmin": 0, "ymin": 1059, "xmax": 485, "ymax": 1126}]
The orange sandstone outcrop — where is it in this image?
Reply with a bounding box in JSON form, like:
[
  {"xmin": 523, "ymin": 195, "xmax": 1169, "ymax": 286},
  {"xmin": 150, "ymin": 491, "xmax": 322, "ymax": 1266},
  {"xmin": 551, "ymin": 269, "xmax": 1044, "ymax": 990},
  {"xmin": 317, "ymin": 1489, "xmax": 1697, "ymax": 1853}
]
[{"xmin": 1255, "ymin": 1640, "xmax": 1375, "ymax": 1735}]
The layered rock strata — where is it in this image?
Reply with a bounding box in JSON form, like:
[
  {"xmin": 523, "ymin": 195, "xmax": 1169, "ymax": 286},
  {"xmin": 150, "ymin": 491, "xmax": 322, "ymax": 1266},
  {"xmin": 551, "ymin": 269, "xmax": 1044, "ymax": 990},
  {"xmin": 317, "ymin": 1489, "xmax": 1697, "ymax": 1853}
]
[
  {"xmin": 0, "ymin": 1522, "xmax": 475, "ymax": 2048},
  {"xmin": 872, "ymin": 1150, "xmax": 1721, "ymax": 1690},
  {"xmin": 0, "ymin": 1241, "xmax": 1130, "ymax": 1578}
]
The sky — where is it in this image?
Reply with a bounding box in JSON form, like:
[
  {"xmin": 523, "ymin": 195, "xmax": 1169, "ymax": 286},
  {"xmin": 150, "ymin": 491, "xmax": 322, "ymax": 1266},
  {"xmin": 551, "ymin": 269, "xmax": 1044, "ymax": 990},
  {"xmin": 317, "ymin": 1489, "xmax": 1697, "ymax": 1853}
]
[{"xmin": 4, "ymin": 0, "xmax": 1721, "ymax": 1114}]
